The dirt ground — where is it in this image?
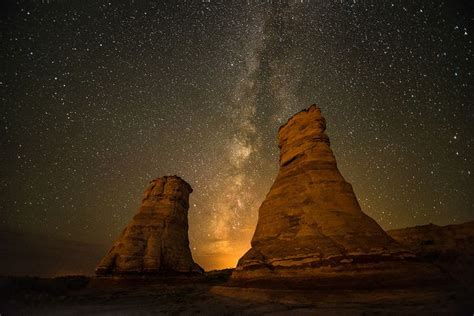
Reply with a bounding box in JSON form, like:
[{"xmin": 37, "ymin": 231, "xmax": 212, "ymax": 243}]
[{"xmin": 1, "ymin": 274, "xmax": 472, "ymax": 315}]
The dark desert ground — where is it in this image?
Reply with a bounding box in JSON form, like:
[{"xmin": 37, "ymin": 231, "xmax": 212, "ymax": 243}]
[
  {"xmin": 0, "ymin": 272, "xmax": 473, "ymax": 315},
  {"xmin": 1, "ymin": 230, "xmax": 474, "ymax": 316}
]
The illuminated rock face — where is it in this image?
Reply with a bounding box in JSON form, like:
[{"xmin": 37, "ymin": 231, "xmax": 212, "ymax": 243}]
[
  {"xmin": 231, "ymin": 105, "xmax": 441, "ymax": 287},
  {"xmin": 96, "ymin": 176, "xmax": 203, "ymax": 275}
]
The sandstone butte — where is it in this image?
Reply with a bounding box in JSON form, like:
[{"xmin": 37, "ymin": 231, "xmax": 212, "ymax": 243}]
[
  {"xmin": 230, "ymin": 105, "xmax": 444, "ymax": 288},
  {"xmin": 96, "ymin": 176, "xmax": 203, "ymax": 275}
]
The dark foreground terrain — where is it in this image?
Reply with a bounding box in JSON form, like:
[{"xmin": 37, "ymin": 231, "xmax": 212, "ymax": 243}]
[
  {"xmin": 2, "ymin": 221, "xmax": 473, "ymax": 315},
  {"xmin": 1, "ymin": 271, "xmax": 473, "ymax": 315}
]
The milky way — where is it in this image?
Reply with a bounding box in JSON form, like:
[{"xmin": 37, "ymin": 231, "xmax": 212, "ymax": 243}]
[{"xmin": 1, "ymin": 0, "xmax": 473, "ymax": 270}]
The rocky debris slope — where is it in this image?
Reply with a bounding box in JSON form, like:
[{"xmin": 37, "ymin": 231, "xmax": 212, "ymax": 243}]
[
  {"xmin": 388, "ymin": 221, "xmax": 474, "ymax": 285},
  {"xmin": 96, "ymin": 176, "xmax": 203, "ymax": 275},
  {"xmin": 231, "ymin": 105, "xmax": 443, "ymax": 288}
]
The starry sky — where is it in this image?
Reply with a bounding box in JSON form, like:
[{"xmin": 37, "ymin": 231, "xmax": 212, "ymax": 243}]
[{"xmin": 1, "ymin": 0, "xmax": 473, "ymax": 272}]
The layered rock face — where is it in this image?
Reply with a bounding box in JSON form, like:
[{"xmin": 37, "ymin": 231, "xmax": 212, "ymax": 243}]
[
  {"xmin": 231, "ymin": 105, "xmax": 441, "ymax": 287},
  {"xmin": 96, "ymin": 176, "xmax": 203, "ymax": 275}
]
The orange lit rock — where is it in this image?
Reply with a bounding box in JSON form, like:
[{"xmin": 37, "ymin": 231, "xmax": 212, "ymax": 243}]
[
  {"xmin": 231, "ymin": 105, "xmax": 442, "ymax": 287},
  {"xmin": 96, "ymin": 176, "xmax": 203, "ymax": 275}
]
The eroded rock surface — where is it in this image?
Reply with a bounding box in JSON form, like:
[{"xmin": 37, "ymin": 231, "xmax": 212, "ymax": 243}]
[
  {"xmin": 231, "ymin": 105, "xmax": 442, "ymax": 287},
  {"xmin": 96, "ymin": 176, "xmax": 203, "ymax": 275}
]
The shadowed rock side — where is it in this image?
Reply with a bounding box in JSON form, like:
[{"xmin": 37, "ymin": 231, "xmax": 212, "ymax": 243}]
[
  {"xmin": 388, "ymin": 221, "xmax": 474, "ymax": 286},
  {"xmin": 96, "ymin": 176, "xmax": 203, "ymax": 275},
  {"xmin": 231, "ymin": 105, "xmax": 443, "ymax": 288},
  {"xmin": 387, "ymin": 221, "xmax": 474, "ymax": 255}
]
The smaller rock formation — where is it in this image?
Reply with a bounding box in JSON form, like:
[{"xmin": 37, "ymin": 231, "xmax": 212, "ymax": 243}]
[{"xmin": 96, "ymin": 176, "xmax": 203, "ymax": 275}]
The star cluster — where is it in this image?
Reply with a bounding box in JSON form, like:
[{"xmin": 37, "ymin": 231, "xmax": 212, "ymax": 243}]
[{"xmin": 1, "ymin": 0, "xmax": 472, "ymax": 270}]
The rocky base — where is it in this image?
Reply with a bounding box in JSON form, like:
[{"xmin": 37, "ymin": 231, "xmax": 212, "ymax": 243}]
[{"xmin": 230, "ymin": 260, "xmax": 447, "ymax": 290}]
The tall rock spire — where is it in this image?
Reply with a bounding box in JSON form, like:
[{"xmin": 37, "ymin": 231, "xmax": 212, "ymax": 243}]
[
  {"xmin": 231, "ymin": 105, "xmax": 440, "ymax": 287},
  {"xmin": 96, "ymin": 176, "xmax": 203, "ymax": 275}
]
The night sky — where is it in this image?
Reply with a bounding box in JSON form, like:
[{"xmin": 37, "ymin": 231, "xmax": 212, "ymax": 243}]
[{"xmin": 1, "ymin": 0, "xmax": 473, "ymax": 271}]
